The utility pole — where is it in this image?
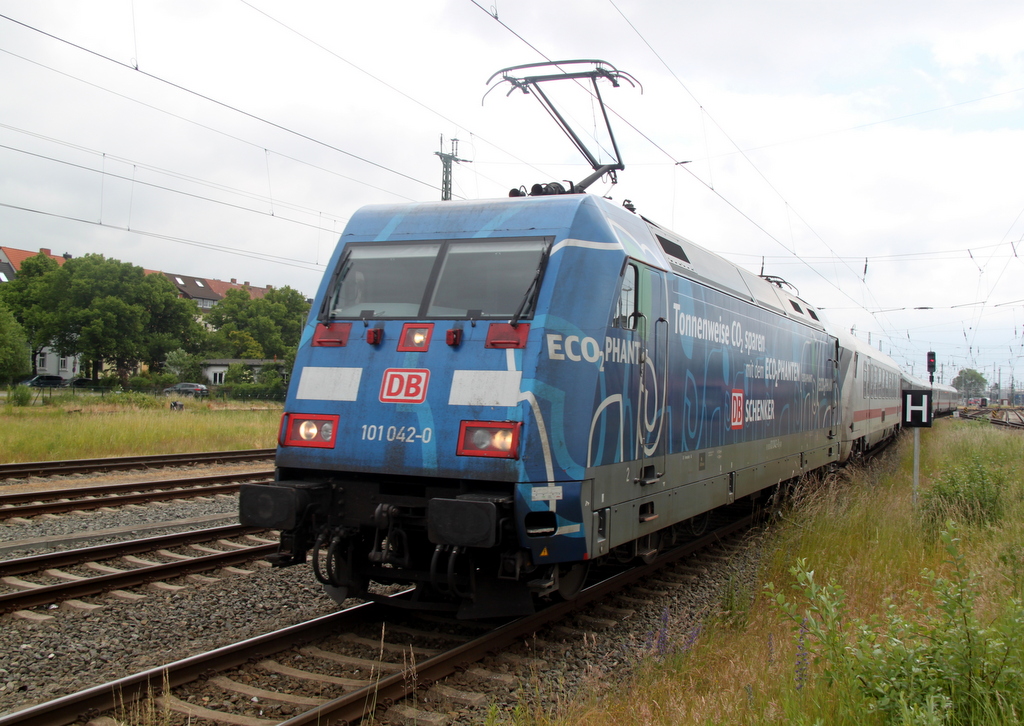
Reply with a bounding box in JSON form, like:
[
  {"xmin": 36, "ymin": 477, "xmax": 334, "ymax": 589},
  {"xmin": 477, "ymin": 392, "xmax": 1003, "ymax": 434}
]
[{"xmin": 435, "ymin": 135, "xmax": 470, "ymax": 201}]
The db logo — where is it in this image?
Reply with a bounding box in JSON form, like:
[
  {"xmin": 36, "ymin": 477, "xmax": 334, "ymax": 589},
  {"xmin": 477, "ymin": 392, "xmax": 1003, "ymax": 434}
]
[
  {"xmin": 730, "ymin": 389, "xmax": 744, "ymax": 430},
  {"xmin": 380, "ymin": 368, "xmax": 430, "ymax": 404}
]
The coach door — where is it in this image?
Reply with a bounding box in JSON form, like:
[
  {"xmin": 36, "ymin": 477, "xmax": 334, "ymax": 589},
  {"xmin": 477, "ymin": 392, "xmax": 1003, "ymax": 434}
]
[{"xmin": 622, "ymin": 260, "xmax": 668, "ymax": 485}]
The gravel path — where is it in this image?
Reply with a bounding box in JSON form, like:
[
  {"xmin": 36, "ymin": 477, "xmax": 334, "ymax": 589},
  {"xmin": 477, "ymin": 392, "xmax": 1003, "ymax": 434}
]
[{"xmin": 0, "ymin": 470, "xmax": 769, "ymax": 723}]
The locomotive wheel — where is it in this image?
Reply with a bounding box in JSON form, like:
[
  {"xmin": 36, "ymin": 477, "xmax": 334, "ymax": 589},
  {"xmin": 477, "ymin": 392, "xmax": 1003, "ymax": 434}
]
[
  {"xmin": 556, "ymin": 562, "xmax": 590, "ymax": 600},
  {"xmin": 688, "ymin": 511, "xmax": 711, "ymax": 536}
]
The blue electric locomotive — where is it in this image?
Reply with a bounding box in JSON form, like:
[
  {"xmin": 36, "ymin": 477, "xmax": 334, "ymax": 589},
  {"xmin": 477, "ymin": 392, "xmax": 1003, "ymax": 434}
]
[
  {"xmin": 238, "ymin": 60, "xmax": 850, "ymax": 617},
  {"xmin": 239, "ymin": 191, "xmax": 842, "ymax": 617}
]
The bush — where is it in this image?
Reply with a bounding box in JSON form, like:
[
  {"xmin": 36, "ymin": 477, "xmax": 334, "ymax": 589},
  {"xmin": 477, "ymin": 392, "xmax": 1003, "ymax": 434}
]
[
  {"xmin": 127, "ymin": 372, "xmax": 178, "ymax": 392},
  {"xmin": 257, "ymin": 366, "xmax": 284, "ymax": 387},
  {"xmin": 219, "ymin": 382, "xmax": 285, "ymax": 401},
  {"xmin": 6, "ymin": 384, "xmax": 33, "ymax": 407},
  {"xmin": 98, "ymin": 373, "xmax": 121, "ymax": 389}
]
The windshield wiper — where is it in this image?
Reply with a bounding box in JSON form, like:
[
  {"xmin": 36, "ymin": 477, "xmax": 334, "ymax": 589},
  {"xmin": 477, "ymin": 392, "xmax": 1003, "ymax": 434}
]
[
  {"xmin": 317, "ymin": 252, "xmax": 352, "ymax": 323},
  {"xmin": 509, "ymin": 267, "xmax": 542, "ymax": 328}
]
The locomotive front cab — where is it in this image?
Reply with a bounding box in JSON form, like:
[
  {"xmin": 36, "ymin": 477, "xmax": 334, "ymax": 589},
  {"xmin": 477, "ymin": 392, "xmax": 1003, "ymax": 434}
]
[{"xmin": 240, "ymin": 198, "xmax": 609, "ymax": 617}]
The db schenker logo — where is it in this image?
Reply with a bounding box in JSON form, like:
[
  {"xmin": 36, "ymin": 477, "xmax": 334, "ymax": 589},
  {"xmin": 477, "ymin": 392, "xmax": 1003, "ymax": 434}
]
[
  {"xmin": 730, "ymin": 389, "xmax": 744, "ymax": 430},
  {"xmin": 380, "ymin": 368, "xmax": 430, "ymax": 404}
]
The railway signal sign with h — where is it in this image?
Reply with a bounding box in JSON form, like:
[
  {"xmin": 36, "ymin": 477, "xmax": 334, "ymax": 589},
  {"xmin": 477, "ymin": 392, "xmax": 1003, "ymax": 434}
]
[{"xmin": 902, "ymin": 389, "xmax": 933, "ymax": 428}]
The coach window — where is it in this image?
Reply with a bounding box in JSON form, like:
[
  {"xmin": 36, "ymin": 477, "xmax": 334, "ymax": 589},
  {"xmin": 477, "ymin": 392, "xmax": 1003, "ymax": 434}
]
[{"xmin": 616, "ymin": 263, "xmax": 638, "ymax": 329}]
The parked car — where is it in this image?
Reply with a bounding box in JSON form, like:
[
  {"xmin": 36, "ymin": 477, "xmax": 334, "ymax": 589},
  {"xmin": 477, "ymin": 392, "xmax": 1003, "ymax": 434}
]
[
  {"xmin": 163, "ymin": 382, "xmax": 209, "ymax": 397},
  {"xmin": 62, "ymin": 377, "xmax": 93, "ymax": 388},
  {"xmin": 20, "ymin": 375, "xmax": 65, "ymax": 387}
]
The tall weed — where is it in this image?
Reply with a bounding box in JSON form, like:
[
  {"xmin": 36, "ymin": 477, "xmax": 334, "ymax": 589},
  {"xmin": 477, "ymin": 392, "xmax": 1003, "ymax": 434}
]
[
  {"xmin": 767, "ymin": 527, "xmax": 1024, "ymax": 725},
  {"xmin": 922, "ymin": 456, "xmax": 1004, "ymax": 530}
]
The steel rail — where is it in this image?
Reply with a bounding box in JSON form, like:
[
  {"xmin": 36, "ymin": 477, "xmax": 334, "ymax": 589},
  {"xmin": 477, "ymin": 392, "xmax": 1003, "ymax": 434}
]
[
  {"xmin": 0, "ymin": 472, "xmax": 272, "ymax": 507},
  {"xmin": 0, "ymin": 601, "xmax": 389, "ymax": 726},
  {"xmin": 0, "ymin": 543, "xmax": 277, "ymax": 614},
  {"xmin": 0, "ymin": 449, "xmax": 276, "ymax": 480},
  {"xmin": 0, "ymin": 510, "xmax": 753, "ymax": 726},
  {"xmin": 0, "ymin": 483, "xmax": 250, "ymax": 520},
  {"xmin": 0, "ymin": 524, "xmax": 264, "ymax": 578}
]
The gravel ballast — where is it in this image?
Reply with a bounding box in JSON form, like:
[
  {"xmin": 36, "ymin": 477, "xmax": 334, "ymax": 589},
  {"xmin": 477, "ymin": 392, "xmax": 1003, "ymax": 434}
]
[{"xmin": 1, "ymin": 472, "xmax": 769, "ymax": 722}]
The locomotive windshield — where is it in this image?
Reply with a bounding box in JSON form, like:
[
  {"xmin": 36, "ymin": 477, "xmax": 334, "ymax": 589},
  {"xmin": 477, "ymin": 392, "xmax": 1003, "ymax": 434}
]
[{"xmin": 323, "ymin": 237, "xmax": 549, "ymax": 320}]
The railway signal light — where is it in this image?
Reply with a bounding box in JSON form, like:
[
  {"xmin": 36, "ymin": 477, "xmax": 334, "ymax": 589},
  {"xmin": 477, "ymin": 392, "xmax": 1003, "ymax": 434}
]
[{"xmin": 927, "ymin": 351, "xmax": 936, "ymax": 373}]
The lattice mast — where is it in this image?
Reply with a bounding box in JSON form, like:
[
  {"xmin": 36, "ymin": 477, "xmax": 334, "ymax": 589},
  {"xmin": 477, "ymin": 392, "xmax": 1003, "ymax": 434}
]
[{"xmin": 435, "ymin": 135, "xmax": 470, "ymax": 201}]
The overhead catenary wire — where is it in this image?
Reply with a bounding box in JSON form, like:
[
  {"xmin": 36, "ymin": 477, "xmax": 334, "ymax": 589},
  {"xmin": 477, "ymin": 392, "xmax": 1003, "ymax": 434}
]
[
  {"xmin": 472, "ymin": 0, "xmax": 902, "ymax": 346},
  {"xmin": 240, "ymin": 0, "xmax": 547, "ymax": 187},
  {"xmin": 472, "ymin": 1, "xmax": 1023, "ymax": 376},
  {"xmin": 0, "ymin": 47, "xmax": 421, "ymax": 203},
  {"xmin": 0, "ymin": 12, "xmax": 441, "ymax": 193},
  {"xmin": 0, "ymin": 141, "xmax": 347, "ymax": 235},
  {"xmin": 0, "ymin": 200, "xmax": 323, "ymax": 271},
  {"xmin": 606, "ymin": 0, "xmax": 901, "ymax": 333}
]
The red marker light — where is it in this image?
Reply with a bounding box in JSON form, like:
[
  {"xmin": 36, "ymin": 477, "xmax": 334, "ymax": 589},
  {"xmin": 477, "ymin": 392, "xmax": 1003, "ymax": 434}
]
[
  {"xmin": 485, "ymin": 323, "xmax": 529, "ymax": 349},
  {"xmin": 312, "ymin": 322, "xmax": 351, "ymax": 347}
]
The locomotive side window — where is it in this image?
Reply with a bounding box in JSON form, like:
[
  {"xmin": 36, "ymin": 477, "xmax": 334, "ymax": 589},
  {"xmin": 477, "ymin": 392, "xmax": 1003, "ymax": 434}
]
[
  {"xmin": 427, "ymin": 239, "xmax": 548, "ymax": 318},
  {"xmin": 615, "ymin": 263, "xmax": 638, "ymax": 329}
]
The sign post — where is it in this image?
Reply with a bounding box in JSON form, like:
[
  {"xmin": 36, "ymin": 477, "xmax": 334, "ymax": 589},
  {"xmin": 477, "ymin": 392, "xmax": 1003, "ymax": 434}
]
[{"xmin": 903, "ymin": 388, "xmax": 932, "ymax": 505}]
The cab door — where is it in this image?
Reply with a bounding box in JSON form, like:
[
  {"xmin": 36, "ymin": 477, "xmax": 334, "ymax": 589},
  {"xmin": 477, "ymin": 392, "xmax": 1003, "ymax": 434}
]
[{"xmin": 620, "ymin": 260, "xmax": 669, "ymax": 484}]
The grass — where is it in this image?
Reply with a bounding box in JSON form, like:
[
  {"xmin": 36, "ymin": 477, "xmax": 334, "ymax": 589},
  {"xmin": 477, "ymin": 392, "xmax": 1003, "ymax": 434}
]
[
  {"xmin": 494, "ymin": 417, "xmax": 1024, "ymax": 726},
  {"xmin": 1, "ymin": 390, "xmax": 282, "ymax": 463}
]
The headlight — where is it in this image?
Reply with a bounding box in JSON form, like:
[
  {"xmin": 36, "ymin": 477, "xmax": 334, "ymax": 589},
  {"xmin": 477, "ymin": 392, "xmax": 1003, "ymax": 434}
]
[
  {"xmin": 299, "ymin": 420, "xmax": 319, "ymax": 440},
  {"xmin": 280, "ymin": 413, "xmax": 340, "ymax": 448},
  {"xmin": 457, "ymin": 421, "xmax": 521, "ymax": 459},
  {"xmin": 397, "ymin": 323, "xmax": 434, "ymax": 351}
]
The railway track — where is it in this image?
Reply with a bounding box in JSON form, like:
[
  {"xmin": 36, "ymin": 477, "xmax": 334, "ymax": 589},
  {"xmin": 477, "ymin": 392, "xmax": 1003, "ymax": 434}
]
[
  {"xmin": 0, "ymin": 471, "xmax": 273, "ymax": 520},
  {"xmin": 0, "ymin": 449, "xmax": 276, "ymax": 481},
  {"xmin": 0, "ymin": 524, "xmax": 276, "ymax": 614},
  {"xmin": 959, "ymin": 408, "xmax": 1024, "ymax": 429},
  {"xmin": 0, "ymin": 506, "xmax": 756, "ymax": 726}
]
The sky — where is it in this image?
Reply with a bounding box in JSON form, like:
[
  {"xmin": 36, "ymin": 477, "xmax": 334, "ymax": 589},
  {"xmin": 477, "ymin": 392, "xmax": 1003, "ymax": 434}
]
[{"xmin": 1, "ymin": 1, "xmax": 1023, "ymax": 389}]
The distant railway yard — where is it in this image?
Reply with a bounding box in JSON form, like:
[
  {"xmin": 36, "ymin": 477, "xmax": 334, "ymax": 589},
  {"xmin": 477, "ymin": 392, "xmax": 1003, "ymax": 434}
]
[{"xmin": 958, "ymin": 405, "xmax": 1024, "ymax": 429}]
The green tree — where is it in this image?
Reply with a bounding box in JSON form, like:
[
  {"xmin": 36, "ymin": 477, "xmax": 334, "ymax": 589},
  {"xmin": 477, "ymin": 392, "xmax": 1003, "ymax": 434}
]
[
  {"xmin": 0, "ymin": 253, "xmax": 62, "ymax": 374},
  {"xmin": 259, "ymin": 286, "xmax": 309, "ymax": 351},
  {"xmin": 256, "ymin": 362, "xmax": 286, "ymax": 386},
  {"xmin": 49, "ymin": 255, "xmax": 203, "ymax": 384},
  {"xmin": 0, "ymin": 299, "xmax": 30, "ymax": 383},
  {"xmin": 164, "ymin": 348, "xmax": 205, "ymax": 383},
  {"xmin": 952, "ymin": 368, "xmax": 987, "ymax": 398},
  {"xmin": 224, "ymin": 362, "xmax": 254, "ymax": 384},
  {"xmin": 205, "ymin": 286, "xmax": 309, "ymax": 360},
  {"xmin": 227, "ymin": 330, "xmax": 265, "ymax": 359}
]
